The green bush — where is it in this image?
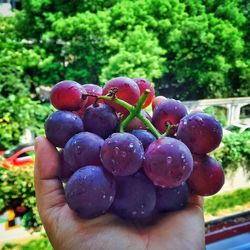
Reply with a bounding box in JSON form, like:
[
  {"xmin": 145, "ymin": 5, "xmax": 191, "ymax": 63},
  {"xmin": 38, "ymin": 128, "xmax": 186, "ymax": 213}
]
[
  {"xmin": 213, "ymin": 131, "xmax": 250, "ymax": 175},
  {"xmin": 0, "ymin": 96, "xmax": 53, "ymax": 150},
  {"xmin": 0, "ymin": 166, "xmax": 41, "ymax": 230},
  {"xmin": 204, "ymin": 187, "xmax": 250, "ymax": 215}
]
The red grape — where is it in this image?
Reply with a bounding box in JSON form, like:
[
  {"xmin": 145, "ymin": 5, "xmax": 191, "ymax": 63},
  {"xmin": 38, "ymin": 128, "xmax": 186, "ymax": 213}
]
[
  {"xmin": 102, "ymin": 77, "xmax": 140, "ymax": 115},
  {"xmin": 152, "ymin": 96, "xmax": 167, "ymax": 110},
  {"xmin": 188, "ymin": 154, "xmax": 224, "ymax": 196},
  {"xmin": 65, "ymin": 165, "xmax": 116, "ymax": 219},
  {"xmin": 176, "ymin": 112, "xmax": 223, "ymax": 154},
  {"xmin": 152, "ymin": 99, "xmax": 187, "ymax": 135},
  {"xmin": 50, "ymin": 80, "xmax": 87, "ymax": 111},
  {"xmin": 100, "ymin": 133, "xmax": 144, "ymax": 176},
  {"xmin": 82, "ymin": 84, "xmax": 103, "ymax": 106},
  {"xmin": 144, "ymin": 137, "xmax": 193, "ymax": 188},
  {"xmin": 133, "ymin": 78, "xmax": 155, "ymax": 108}
]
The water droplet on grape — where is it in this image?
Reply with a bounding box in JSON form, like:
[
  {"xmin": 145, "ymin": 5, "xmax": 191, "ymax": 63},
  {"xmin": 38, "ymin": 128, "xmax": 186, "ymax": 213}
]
[
  {"xmin": 166, "ymin": 156, "xmax": 172, "ymax": 164},
  {"xmin": 129, "ymin": 143, "xmax": 134, "ymax": 148},
  {"xmin": 174, "ymin": 106, "xmax": 178, "ymax": 110},
  {"xmin": 109, "ymin": 196, "xmax": 113, "ymax": 202},
  {"xmin": 121, "ymin": 151, "xmax": 127, "ymax": 157},
  {"xmin": 102, "ymin": 194, "xmax": 106, "ymax": 199},
  {"xmin": 114, "ymin": 146, "xmax": 120, "ymax": 155},
  {"xmin": 76, "ymin": 145, "xmax": 81, "ymax": 154},
  {"xmin": 183, "ymin": 119, "xmax": 187, "ymax": 125}
]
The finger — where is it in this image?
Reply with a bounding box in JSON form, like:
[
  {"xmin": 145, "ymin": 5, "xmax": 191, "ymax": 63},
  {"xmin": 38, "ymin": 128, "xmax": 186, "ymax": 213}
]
[{"xmin": 34, "ymin": 136, "xmax": 66, "ymax": 220}]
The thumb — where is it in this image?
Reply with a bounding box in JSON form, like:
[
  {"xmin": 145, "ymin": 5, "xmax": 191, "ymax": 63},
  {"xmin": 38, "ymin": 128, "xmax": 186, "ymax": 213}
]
[{"xmin": 34, "ymin": 136, "xmax": 66, "ymax": 224}]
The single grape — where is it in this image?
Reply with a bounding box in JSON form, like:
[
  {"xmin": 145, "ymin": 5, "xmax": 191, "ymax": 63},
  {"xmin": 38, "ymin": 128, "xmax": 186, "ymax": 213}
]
[
  {"xmin": 111, "ymin": 172, "xmax": 156, "ymax": 219},
  {"xmin": 152, "ymin": 96, "xmax": 167, "ymax": 110},
  {"xmin": 100, "ymin": 133, "xmax": 144, "ymax": 176},
  {"xmin": 133, "ymin": 78, "xmax": 155, "ymax": 108},
  {"xmin": 50, "ymin": 80, "xmax": 87, "ymax": 111},
  {"xmin": 82, "ymin": 84, "xmax": 103, "ymax": 107},
  {"xmin": 143, "ymin": 137, "xmax": 193, "ymax": 188},
  {"xmin": 65, "ymin": 165, "xmax": 116, "ymax": 219},
  {"xmin": 156, "ymin": 182, "xmax": 189, "ymax": 212},
  {"xmin": 83, "ymin": 104, "xmax": 120, "ymax": 139},
  {"xmin": 102, "ymin": 77, "xmax": 140, "ymax": 115},
  {"xmin": 64, "ymin": 132, "xmax": 104, "ymax": 172},
  {"xmin": 188, "ymin": 154, "xmax": 224, "ymax": 196},
  {"xmin": 176, "ymin": 112, "xmax": 223, "ymax": 154},
  {"xmin": 130, "ymin": 130, "xmax": 156, "ymax": 151},
  {"xmin": 45, "ymin": 111, "xmax": 84, "ymax": 148},
  {"xmin": 125, "ymin": 110, "xmax": 152, "ymax": 131},
  {"xmin": 152, "ymin": 99, "xmax": 187, "ymax": 135},
  {"xmin": 58, "ymin": 150, "xmax": 74, "ymax": 183}
]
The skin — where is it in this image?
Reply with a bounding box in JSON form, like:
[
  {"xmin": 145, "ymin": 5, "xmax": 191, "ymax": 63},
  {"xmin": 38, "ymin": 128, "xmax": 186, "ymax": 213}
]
[{"xmin": 34, "ymin": 136, "xmax": 205, "ymax": 250}]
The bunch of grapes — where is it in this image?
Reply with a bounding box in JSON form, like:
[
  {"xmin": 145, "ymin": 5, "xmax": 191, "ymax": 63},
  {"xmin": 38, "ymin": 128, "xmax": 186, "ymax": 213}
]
[{"xmin": 45, "ymin": 77, "xmax": 224, "ymax": 222}]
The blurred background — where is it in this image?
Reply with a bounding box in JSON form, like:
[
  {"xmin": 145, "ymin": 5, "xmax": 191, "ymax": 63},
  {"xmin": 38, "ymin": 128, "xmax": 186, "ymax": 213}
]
[{"xmin": 0, "ymin": 0, "xmax": 249, "ymax": 249}]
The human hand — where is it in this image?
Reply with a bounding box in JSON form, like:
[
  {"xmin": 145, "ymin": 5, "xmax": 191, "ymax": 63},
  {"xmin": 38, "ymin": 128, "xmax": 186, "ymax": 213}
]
[{"xmin": 34, "ymin": 136, "xmax": 205, "ymax": 250}]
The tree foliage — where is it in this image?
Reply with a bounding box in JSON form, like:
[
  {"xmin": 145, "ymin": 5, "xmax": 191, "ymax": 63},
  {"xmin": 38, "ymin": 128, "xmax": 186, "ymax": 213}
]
[{"xmin": 12, "ymin": 0, "xmax": 249, "ymax": 99}]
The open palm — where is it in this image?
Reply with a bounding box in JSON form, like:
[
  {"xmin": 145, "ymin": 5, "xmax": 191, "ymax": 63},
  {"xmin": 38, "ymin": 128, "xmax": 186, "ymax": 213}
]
[{"xmin": 35, "ymin": 137, "xmax": 205, "ymax": 250}]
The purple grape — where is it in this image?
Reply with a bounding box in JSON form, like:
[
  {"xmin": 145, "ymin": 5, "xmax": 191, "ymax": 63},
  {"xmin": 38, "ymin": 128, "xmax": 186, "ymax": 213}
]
[
  {"xmin": 64, "ymin": 132, "xmax": 104, "ymax": 172},
  {"xmin": 100, "ymin": 133, "xmax": 144, "ymax": 176},
  {"xmin": 58, "ymin": 150, "xmax": 74, "ymax": 183},
  {"xmin": 45, "ymin": 111, "xmax": 84, "ymax": 148},
  {"xmin": 111, "ymin": 172, "xmax": 156, "ymax": 219},
  {"xmin": 83, "ymin": 104, "xmax": 120, "ymax": 139},
  {"xmin": 176, "ymin": 112, "xmax": 223, "ymax": 154},
  {"xmin": 156, "ymin": 182, "xmax": 189, "ymax": 212},
  {"xmin": 152, "ymin": 99, "xmax": 188, "ymax": 135},
  {"xmin": 130, "ymin": 130, "xmax": 156, "ymax": 151},
  {"xmin": 143, "ymin": 137, "xmax": 193, "ymax": 188},
  {"xmin": 65, "ymin": 165, "xmax": 116, "ymax": 219}
]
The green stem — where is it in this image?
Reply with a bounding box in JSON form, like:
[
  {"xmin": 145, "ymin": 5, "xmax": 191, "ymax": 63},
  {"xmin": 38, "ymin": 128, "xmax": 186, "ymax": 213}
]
[
  {"xmin": 119, "ymin": 89, "xmax": 150, "ymax": 132},
  {"xmin": 99, "ymin": 95, "xmax": 134, "ymax": 112},
  {"xmin": 162, "ymin": 123, "xmax": 178, "ymax": 137},
  {"xmin": 137, "ymin": 113, "xmax": 161, "ymax": 139}
]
